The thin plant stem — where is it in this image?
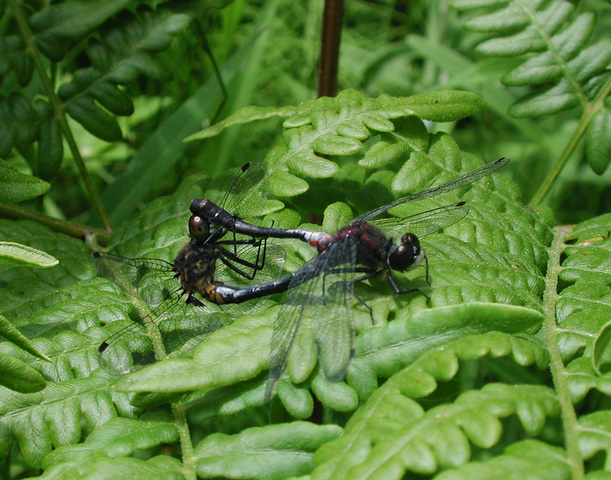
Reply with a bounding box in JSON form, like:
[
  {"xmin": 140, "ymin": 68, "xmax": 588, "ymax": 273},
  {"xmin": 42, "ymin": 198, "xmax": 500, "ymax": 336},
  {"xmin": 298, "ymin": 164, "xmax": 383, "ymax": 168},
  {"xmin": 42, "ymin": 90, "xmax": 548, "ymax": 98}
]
[
  {"xmin": 542, "ymin": 225, "xmax": 585, "ymax": 480},
  {"xmin": 8, "ymin": 0, "xmax": 113, "ymax": 231},
  {"xmin": 530, "ymin": 75, "xmax": 611, "ymax": 206}
]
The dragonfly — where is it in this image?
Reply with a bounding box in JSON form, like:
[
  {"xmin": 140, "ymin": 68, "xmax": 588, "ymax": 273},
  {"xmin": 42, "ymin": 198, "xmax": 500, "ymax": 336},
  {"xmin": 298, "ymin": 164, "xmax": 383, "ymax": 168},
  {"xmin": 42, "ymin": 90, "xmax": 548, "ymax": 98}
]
[
  {"xmin": 93, "ymin": 162, "xmax": 284, "ymax": 371},
  {"xmin": 191, "ymin": 157, "xmax": 509, "ymax": 401}
]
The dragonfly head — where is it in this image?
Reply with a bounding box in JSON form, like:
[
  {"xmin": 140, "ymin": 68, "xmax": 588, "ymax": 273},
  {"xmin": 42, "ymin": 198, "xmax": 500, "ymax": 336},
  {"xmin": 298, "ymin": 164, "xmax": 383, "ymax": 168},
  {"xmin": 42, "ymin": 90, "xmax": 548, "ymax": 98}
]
[
  {"xmin": 189, "ymin": 215, "xmax": 211, "ymax": 242},
  {"xmin": 388, "ymin": 233, "xmax": 424, "ymax": 272}
]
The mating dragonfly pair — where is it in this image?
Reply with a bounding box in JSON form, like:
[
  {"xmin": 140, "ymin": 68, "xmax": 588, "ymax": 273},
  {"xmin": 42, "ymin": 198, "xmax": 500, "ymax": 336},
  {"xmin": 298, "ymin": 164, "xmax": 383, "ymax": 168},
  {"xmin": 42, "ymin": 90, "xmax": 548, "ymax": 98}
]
[{"xmin": 95, "ymin": 157, "xmax": 509, "ymax": 401}]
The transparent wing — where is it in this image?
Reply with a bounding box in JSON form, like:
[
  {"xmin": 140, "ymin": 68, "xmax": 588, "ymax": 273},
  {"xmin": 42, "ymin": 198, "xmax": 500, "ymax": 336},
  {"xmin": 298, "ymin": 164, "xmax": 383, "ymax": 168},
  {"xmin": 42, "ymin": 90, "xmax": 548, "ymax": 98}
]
[
  {"xmin": 93, "ymin": 253, "xmax": 224, "ymax": 373},
  {"xmin": 214, "ymin": 242, "xmax": 286, "ymax": 317},
  {"xmin": 214, "ymin": 242, "xmax": 285, "ymax": 286},
  {"xmin": 357, "ymin": 157, "xmax": 508, "ymax": 222},
  {"xmin": 265, "ymin": 240, "xmax": 357, "ymax": 402},
  {"xmin": 213, "ymin": 162, "xmax": 285, "ymax": 287},
  {"xmin": 312, "ymin": 271, "xmax": 355, "ymax": 382},
  {"xmin": 93, "ymin": 253, "xmax": 173, "ymax": 296},
  {"xmin": 370, "ymin": 202, "xmax": 470, "ymax": 238},
  {"xmin": 219, "ymin": 162, "xmax": 268, "ymax": 220}
]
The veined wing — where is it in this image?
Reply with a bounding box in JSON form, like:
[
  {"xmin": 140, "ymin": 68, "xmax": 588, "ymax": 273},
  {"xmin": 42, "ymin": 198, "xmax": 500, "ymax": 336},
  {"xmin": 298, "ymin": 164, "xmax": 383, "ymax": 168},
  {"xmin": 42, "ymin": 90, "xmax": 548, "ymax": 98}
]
[
  {"xmin": 93, "ymin": 253, "xmax": 174, "ymax": 297},
  {"xmin": 93, "ymin": 252, "xmax": 224, "ymax": 372},
  {"xmin": 370, "ymin": 202, "xmax": 470, "ymax": 239},
  {"xmin": 214, "ymin": 242, "xmax": 286, "ymax": 318},
  {"xmin": 265, "ymin": 239, "xmax": 357, "ymax": 402},
  {"xmin": 214, "ymin": 241, "xmax": 285, "ymax": 287},
  {"xmin": 357, "ymin": 157, "xmax": 508, "ymax": 222},
  {"xmin": 211, "ymin": 162, "xmax": 285, "ymax": 284},
  {"xmin": 219, "ymin": 162, "xmax": 269, "ymax": 220}
]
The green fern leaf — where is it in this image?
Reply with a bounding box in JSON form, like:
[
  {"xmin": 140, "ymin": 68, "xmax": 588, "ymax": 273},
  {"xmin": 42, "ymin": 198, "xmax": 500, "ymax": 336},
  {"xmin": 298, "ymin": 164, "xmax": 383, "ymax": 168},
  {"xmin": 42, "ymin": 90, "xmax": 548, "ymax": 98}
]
[
  {"xmin": 450, "ymin": 0, "xmax": 611, "ymax": 117},
  {"xmin": 57, "ymin": 8, "xmax": 192, "ymax": 141},
  {"xmin": 0, "ymin": 161, "xmax": 49, "ymax": 202},
  {"xmin": 188, "ymin": 89, "xmax": 483, "ymax": 193},
  {"xmin": 185, "ymin": 105, "xmax": 298, "ymax": 141},
  {"xmin": 0, "ymin": 349, "xmax": 46, "ymax": 393},
  {"xmin": 578, "ymin": 411, "xmax": 611, "ymax": 464},
  {"xmin": 0, "ymin": 368, "xmax": 127, "ymax": 469},
  {"xmin": 194, "ymin": 422, "xmax": 342, "ymax": 480},
  {"xmin": 0, "ymin": 36, "xmax": 33, "ymax": 86},
  {"xmin": 346, "ymin": 305, "xmax": 545, "ymax": 399},
  {"xmin": 554, "ymin": 215, "xmax": 611, "ymax": 402},
  {"xmin": 0, "ymin": 94, "xmax": 41, "ymax": 157},
  {"xmin": 37, "ymin": 418, "xmax": 181, "ymax": 479},
  {"xmin": 29, "ymin": 0, "xmax": 136, "ymax": 61},
  {"xmin": 0, "ymin": 93, "xmax": 62, "ymax": 178},
  {"xmin": 434, "ymin": 440, "xmax": 570, "ymax": 480},
  {"xmin": 310, "ymin": 335, "xmax": 554, "ymax": 480},
  {"xmin": 115, "ymin": 313, "xmax": 273, "ymax": 394},
  {"xmin": 586, "ymin": 109, "xmax": 611, "ymax": 175}
]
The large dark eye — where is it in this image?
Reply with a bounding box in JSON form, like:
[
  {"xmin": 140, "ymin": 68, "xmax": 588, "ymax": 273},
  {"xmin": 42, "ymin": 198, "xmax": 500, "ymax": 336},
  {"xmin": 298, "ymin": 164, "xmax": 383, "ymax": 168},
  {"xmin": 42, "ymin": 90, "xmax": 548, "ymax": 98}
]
[
  {"xmin": 189, "ymin": 215, "xmax": 210, "ymax": 242},
  {"xmin": 388, "ymin": 233, "xmax": 422, "ymax": 271}
]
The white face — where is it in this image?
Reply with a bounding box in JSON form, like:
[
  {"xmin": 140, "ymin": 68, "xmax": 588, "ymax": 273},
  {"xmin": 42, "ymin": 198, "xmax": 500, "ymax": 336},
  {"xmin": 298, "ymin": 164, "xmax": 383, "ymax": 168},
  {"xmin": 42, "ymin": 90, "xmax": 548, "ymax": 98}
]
[{"xmin": 409, "ymin": 248, "xmax": 426, "ymax": 270}]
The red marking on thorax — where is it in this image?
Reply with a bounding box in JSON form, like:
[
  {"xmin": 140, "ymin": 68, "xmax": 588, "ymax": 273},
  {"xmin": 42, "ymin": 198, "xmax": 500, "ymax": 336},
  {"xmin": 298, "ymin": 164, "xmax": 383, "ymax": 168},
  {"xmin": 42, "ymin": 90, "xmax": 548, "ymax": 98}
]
[{"xmin": 359, "ymin": 231, "xmax": 379, "ymax": 249}]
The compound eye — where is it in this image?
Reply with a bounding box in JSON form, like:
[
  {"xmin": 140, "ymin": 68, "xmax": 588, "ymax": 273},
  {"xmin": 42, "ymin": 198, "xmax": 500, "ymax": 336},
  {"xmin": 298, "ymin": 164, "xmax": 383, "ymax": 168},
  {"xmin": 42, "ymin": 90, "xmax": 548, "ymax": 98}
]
[
  {"xmin": 189, "ymin": 215, "xmax": 210, "ymax": 242},
  {"xmin": 388, "ymin": 233, "xmax": 421, "ymax": 271}
]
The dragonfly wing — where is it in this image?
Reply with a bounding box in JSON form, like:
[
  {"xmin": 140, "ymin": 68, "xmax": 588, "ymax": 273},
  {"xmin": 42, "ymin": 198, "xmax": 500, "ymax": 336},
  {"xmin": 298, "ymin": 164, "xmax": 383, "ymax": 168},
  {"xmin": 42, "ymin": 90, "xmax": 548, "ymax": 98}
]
[
  {"xmin": 370, "ymin": 202, "xmax": 470, "ymax": 238},
  {"xmin": 93, "ymin": 253, "xmax": 173, "ymax": 297},
  {"xmin": 94, "ymin": 252, "xmax": 224, "ymax": 372},
  {"xmin": 356, "ymin": 157, "xmax": 508, "ymax": 222},
  {"xmin": 215, "ymin": 243, "xmax": 285, "ymax": 285},
  {"xmin": 265, "ymin": 240, "xmax": 357, "ymax": 401},
  {"xmin": 312, "ymin": 271, "xmax": 355, "ymax": 382},
  {"xmin": 220, "ymin": 162, "xmax": 269, "ymax": 219},
  {"xmin": 265, "ymin": 261, "xmax": 319, "ymax": 403}
]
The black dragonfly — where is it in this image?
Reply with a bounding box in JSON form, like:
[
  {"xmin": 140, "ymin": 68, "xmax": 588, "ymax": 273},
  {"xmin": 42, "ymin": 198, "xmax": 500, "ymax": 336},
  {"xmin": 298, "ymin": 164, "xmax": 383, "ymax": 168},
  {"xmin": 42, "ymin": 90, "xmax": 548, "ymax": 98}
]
[
  {"xmin": 93, "ymin": 163, "xmax": 284, "ymax": 371},
  {"xmin": 191, "ymin": 157, "xmax": 509, "ymax": 401}
]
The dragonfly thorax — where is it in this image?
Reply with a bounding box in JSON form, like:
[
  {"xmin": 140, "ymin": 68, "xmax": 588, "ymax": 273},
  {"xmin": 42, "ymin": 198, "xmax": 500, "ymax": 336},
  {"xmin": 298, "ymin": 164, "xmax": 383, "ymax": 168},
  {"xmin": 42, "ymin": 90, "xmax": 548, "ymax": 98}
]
[
  {"xmin": 173, "ymin": 241, "xmax": 217, "ymax": 298},
  {"xmin": 335, "ymin": 222, "xmax": 396, "ymax": 270}
]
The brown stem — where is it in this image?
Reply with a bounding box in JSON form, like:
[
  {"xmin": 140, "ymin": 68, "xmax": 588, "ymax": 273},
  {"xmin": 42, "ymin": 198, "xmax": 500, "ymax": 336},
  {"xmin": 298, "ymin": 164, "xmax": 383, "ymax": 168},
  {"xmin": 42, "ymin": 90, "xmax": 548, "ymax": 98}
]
[
  {"xmin": 0, "ymin": 203, "xmax": 108, "ymax": 242},
  {"xmin": 318, "ymin": 0, "xmax": 344, "ymax": 98}
]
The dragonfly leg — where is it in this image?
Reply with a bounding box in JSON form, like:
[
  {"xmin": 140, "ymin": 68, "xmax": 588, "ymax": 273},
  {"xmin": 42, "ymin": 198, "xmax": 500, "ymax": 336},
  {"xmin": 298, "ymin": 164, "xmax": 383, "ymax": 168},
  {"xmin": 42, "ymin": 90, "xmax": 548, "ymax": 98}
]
[
  {"xmin": 347, "ymin": 269, "xmax": 385, "ymax": 319},
  {"xmin": 215, "ymin": 237, "xmax": 269, "ymax": 279},
  {"xmin": 423, "ymin": 253, "xmax": 430, "ymax": 286},
  {"xmin": 186, "ymin": 293, "xmax": 205, "ymax": 307},
  {"xmin": 219, "ymin": 254, "xmax": 260, "ymax": 280},
  {"xmin": 386, "ymin": 271, "xmax": 430, "ymax": 299}
]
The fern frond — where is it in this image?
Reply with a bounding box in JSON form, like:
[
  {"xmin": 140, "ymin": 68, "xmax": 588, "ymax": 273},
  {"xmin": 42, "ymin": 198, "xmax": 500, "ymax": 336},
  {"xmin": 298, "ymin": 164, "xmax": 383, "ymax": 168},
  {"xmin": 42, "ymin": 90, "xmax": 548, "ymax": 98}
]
[
  {"xmin": 434, "ymin": 440, "xmax": 570, "ymax": 480},
  {"xmin": 115, "ymin": 313, "xmax": 273, "ymax": 395},
  {"xmin": 187, "ymin": 89, "xmax": 484, "ymax": 196},
  {"xmin": 554, "ymin": 214, "xmax": 611, "ymax": 402},
  {"xmin": 0, "ymin": 160, "xmax": 50, "ymax": 202},
  {"xmin": 39, "ymin": 418, "xmax": 182, "ymax": 479},
  {"xmin": 28, "ymin": 0, "xmax": 140, "ymax": 61},
  {"xmin": 578, "ymin": 411, "xmax": 611, "ymax": 465},
  {"xmin": 0, "ymin": 35, "xmax": 33, "ymax": 85},
  {"xmin": 0, "ymin": 349, "xmax": 46, "ymax": 393},
  {"xmin": 0, "ymin": 3, "xmax": 195, "ymax": 179},
  {"xmin": 310, "ymin": 333, "xmax": 554, "ymax": 480},
  {"xmin": 450, "ymin": 0, "xmax": 611, "ymax": 117},
  {"xmin": 0, "ymin": 94, "xmax": 62, "ymax": 179},
  {"xmin": 0, "ymin": 368, "xmax": 126, "ymax": 468},
  {"xmin": 194, "ymin": 422, "xmax": 342, "ymax": 480},
  {"xmin": 57, "ymin": 8, "xmax": 192, "ymax": 142}
]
